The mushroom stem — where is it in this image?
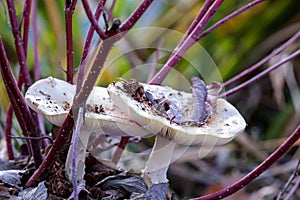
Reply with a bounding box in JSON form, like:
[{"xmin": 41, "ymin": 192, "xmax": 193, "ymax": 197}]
[
  {"xmin": 143, "ymin": 134, "xmax": 176, "ymax": 185},
  {"xmin": 65, "ymin": 107, "xmax": 91, "ymax": 184},
  {"xmin": 66, "ymin": 129, "xmax": 91, "ymax": 183}
]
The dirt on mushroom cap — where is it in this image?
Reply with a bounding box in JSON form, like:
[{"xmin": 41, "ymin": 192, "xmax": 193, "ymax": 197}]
[
  {"xmin": 107, "ymin": 79, "xmax": 246, "ymax": 145},
  {"xmin": 24, "ymin": 77, "xmax": 151, "ymax": 137}
]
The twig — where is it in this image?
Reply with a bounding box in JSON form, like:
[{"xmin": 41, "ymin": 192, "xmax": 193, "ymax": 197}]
[
  {"xmin": 74, "ymin": 38, "xmax": 116, "ymax": 106},
  {"xmin": 25, "ymin": 111, "xmax": 74, "ymax": 187},
  {"xmin": 81, "ymin": 0, "xmax": 107, "ymax": 40},
  {"xmin": 64, "ymin": 0, "xmax": 78, "ymax": 83},
  {"xmin": 192, "ymin": 125, "xmax": 300, "ymax": 200},
  {"xmin": 80, "ymin": 0, "xmax": 106, "ymax": 63},
  {"xmin": 10, "ymin": 135, "xmax": 53, "ymax": 144},
  {"xmin": 21, "ymin": 0, "xmax": 32, "ymax": 56},
  {"xmin": 284, "ymin": 174, "xmax": 300, "ymax": 200},
  {"xmin": 77, "ymin": 0, "xmax": 106, "ymax": 92},
  {"xmin": 0, "ymin": 38, "xmax": 42, "ymax": 167},
  {"xmin": 177, "ymin": 0, "xmax": 214, "ymax": 49},
  {"xmin": 32, "ymin": 0, "xmax": 49, "ymax": 148},
  {"xmin": 33, "ymin": 0, "xmax": 40, "ymax": 81},
  {"xmin": 5, "ymin": 0, "xmax": 32, "ymax": 90},
  {"xmin": 196, "ymin": 0, "xmax": 266, "ymax": 42},
  {"xmin": 224, "ymin": 29, "xmax": 300, "ymax": 87},
  {"xmin": 119, "ymin": 0, "xmax": 154, "ymax": 33},
  {"xmin": 220, "ymin": 49, "xmax": 300, "ymax": 97},
  {"xmin": 149, "ymin": 0, "xmax": 224, "ymax": 84},
  {"xmin": 111, "ymin": 136, "xmax": 130, "ymax": 164},
  {"xmin": 5, "ymin": 106, "xmax": 14, "ymax": 160},
  {"xmin": 276, "ymin": 159, "xmax": 300, "ymax": 200}
]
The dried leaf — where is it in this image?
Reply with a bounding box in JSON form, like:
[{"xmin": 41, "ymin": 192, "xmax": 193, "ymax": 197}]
[
  {"xmin": 143, "ymin": 183, "xmax": 169, "ymax": 200},
  {"xmin": 97, "ymin": 173, "xmax": 148, "ymax": 194},
  {"xmin": 190, "ymin": 77, "xmax": 207, "ymax": 122},
  {"xmin": 0, "ymin": 170, "xmax": 25, "ymax": 188},
  {"xmin": 166, "ymin": 101, "xmax": 185, "ymax": 124},
  {"xmin": 18, "ymin": 181, "xmax": 47, "ymax": 200},
  {"xmin": 206, "ymin": 81, "xmax": 223, "ymax": 113}
]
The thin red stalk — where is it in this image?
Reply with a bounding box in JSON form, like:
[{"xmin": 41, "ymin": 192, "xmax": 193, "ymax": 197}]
[
  {"xmin": 74, "ymin": 38, "xmax": 116, "ymax": 106},
  {"xmin": 21, "ymin": 0, "xmax": 32, "ymax": 56},
  {"xmin": 80, "ymin": 0, "xmax": 106, "ymax": 64},
  {"xmin": 5, "ymin": 74, "xmax": 34, "ymax": 160},
  {"xmin": 5, "ymin": 106, "xmax": 14, "ymax": 160},
  {"xmin": 64, "ymin": 0, "xmax": 77, "ymax": 84},
  {"xmin": 20, "ymin": 0, "xmax": 40, "ymax": 136},
  {"xmin": 77, "ymin": 0, "xmax": 106, "ymax": 92},
  {"xmin": 32, "ymin": 0, "xmax": 48, "ymax": 148},
  {"xmin": 196, "ymin": 0, "xmax": 265, "ymax": 42},
  {"xmin": 193, "ymin": 125, "xmax": 300, "ymax": 200},
  {"xmin": 221, "ymin": 49, "xmax": 300, "ymax": 97},
  {"xmin": 81, "ymin": 0, "xmax": 107, "ymax": 40},
  {"xmin": 223, "ymin": 29, "xmax": 300, "ymax": 87},
  {"xmin": 177, "ymin": 0, "xmax": 214, "ymax": 49},
  {"xmin": 119, "ymin": 0, "xmax": 154, "ymax": 32},
  {"xmin": 6, "ymin": 0, "xmax": 32, "ymax": 90},
  {"xmin": 0, "ymin": 38, "xmax": 42, "ymax": 167},
  {"xmin": 33, "ymin": 0, "xmax": 40, "ymax": 81},
  {"xmin": 149, "ymin": 0, "xmax": 224, "ymax": 84},
  {"xmin": 25, "ymin": 111, "xmax": 74, "ymax": 187},
  {"xmin": 111, "ymin": 136, "xmax": 130, "ymax": 164},
  {"xmin": 5, "ymin": 72, "xmax": 25, "ymax": 160}
]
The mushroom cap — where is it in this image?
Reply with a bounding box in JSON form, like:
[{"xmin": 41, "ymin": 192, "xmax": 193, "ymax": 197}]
[
  {"xmin": 107, "ymin": 80, "xmax": 246, "ymax": 145},
  {"xmin": 25, "ymin": 77, "xmax": 151, "ymax": 137}
]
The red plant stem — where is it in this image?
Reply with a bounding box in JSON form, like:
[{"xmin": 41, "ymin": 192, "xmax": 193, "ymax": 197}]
[
  {"xmin": 177, "ymin": 0, "xmax": 214, "ymax": 49},
  {"xmin": 33, "ymin": 0, "xmax": 40, "ymax": 81},
  {"xmin": 74, "ymin": 38, "xmax": 116, "ymax": 106},
  {"xmin": 32, "ymin": 0, "xmax": 48, "ymax": 148},
  {"xmin": 25, "ymin": 111, "xmax": 74, "ymax": 187},
  {"xmin": 0, "ymin": 38, "xmax": 42, "ymax": 167},
  {"xmin": 21, "ymin": 0, "xmax": 32, "ymax": 56},
  {"xmin": 80, "ymin": 0, "xmax": 106, "ymax": 64},
  {"xmin": 223, "ymin": 29, "xmax": 300, "ymax": 87},
  {"xmin": 149, "ymin": 0, "xmax": 224, "ymax": 85},
  {"xmin": 111, "ymin": 136, "xmax": 130, "ymax": 164},
  {"xmin": 119, "ymin": 0, "xmax": 154, "ymax": 33},
  {"xmin": 196, "ymin": 0, "xmax": 265, "ymax": 43},
  {"xmin": 81, "ymin": 0, "xmax": 107, "ymax": 40},
  {"xmin": 6, "ymin": 0, "xmax": 32, "ymax": 90},
  {"xmin": 5, "ymin": 71, "xmax": 33, "ymax": 160},
  {"xmin": 221, "ymin": 49, "xmax": 300, "ymax": 97},
  {"xmin": 64, "ymin": 0, "xmax": 77, "ymax": 84},
  {"xmin": 5, "ymin": 107, "xmax": 14, "ymax": 160},
  {"xmin": 77, "ymin": 0, "xmax": 106, "ymax": 92},
  {"xmin": 193, "ymin": 125, "xmax": 300, "ymax": 200}
]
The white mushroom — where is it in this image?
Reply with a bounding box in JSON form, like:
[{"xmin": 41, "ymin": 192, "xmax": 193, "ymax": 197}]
[
  {"xmin": 25, "ymin": 77, "xmax": 151, "ymax": 184},
  {"xmin": 107, "ymin": 78, "xmax": 246, "ymax": 185}
]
